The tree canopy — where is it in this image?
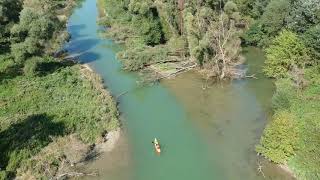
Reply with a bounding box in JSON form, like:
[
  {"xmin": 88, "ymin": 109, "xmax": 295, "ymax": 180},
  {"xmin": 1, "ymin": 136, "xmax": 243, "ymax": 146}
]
[{"xmin": 263, "ymin": 30, "xmax": 310, "ymax": 78}]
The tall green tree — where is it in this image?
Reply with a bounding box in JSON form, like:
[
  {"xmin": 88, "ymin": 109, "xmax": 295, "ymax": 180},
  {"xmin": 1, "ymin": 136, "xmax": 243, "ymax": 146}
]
[
  {"xmin": 286, "ymin": 0, "xmax": 320, "ymax": 33},
  {"xmin": 260, "ymin": 0, "xmax": 290, "ymax": 37},
  {"xmin": 302, "ymin": 25, "xmax": 320, "ymax": 63},
  {"xmin": 10, "ymin": 2, "xmax": 60, "ymax": 63}
]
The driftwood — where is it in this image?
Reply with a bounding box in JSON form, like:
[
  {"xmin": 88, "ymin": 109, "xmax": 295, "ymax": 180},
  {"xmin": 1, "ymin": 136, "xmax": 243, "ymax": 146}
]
[
  {"xmin": 246, "ymin": 74, "xmax": 258, "ymax": 79},
  {"xmin": 144, "ymin": 59, "xmax": 182, "ymax": 67},
  {"xmin": 116, "ymin": 90, "xmax": 129, "ymax": 99},
  {"xmin": 54, "ymin": 171, "xmax": 97, "ymax": 180},
  {"xmin": 257, "ymin": 160, "xmax": 266, "ymax": 179},
  {"xmin": 232, "ymin": 71, "xmax": 258, "ymax": 79},
  {"xmin": 157, "ymin": 64, "xmax": 197, "ymax": 80}
]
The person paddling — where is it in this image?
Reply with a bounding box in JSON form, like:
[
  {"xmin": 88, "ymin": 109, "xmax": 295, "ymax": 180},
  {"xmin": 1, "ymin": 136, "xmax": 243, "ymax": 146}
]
[{"xmin": 152, "ymin": 138, "xmax": 161, "ymax": 154}]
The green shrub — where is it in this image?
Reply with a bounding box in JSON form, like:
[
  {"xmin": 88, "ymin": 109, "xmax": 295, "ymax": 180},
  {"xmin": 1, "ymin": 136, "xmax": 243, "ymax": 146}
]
[
  {"xmin": 263, "ymin": 30, "xmax": 310, "ymax": 78},
  {"xmin": 260, "ymin": 0, "xmax": 290, "ymax": 36},
  {"xmin": 302, "ymin": 25, "xmax": 320, "ymax": 63},
  {"xmin": 242, "ymin": 22, "xmax": 266, "ymax": 46},
  {"xmin": 224, "ymin": 1, "xmax": 238, "ymax": 16},
  {"xmin": 134, "ymin": 16, "xmax": 163, "ymax": 46},
  {"xmin": 23, "ymin": 57, "xmax": 42, "ymax": 76},
  {"xmin": 6, "ymin": 150, "xmax": 29, "ymax": 174},
  {"xmin": 0, "ymin": 54, "xmax": 15, "ymax": 72},
  {"xmin": 272, "ymin": 78, "xmax": 296, "ymax": 110},
  {"xmin": 0, "ymin": 171, "xmax": 7, "ymax": 180},
  {"xmin": 10, "ymin": 42, "xmax": 28, "ymax": 63},
  {"xmin": 256, "ymin": 111, "xmax": 298, "ymax": 163}
]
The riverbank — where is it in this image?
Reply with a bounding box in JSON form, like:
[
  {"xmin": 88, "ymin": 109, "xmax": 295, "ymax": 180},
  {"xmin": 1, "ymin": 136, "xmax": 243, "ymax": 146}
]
[
  {"xmin": 0, "ymin": 0, "xmax": 121, "ymax": 179},
  {"xmin": 0, "ymin": 57, "xmax": 120, "ymax": 179},
  {"xmin": 240, "ymin": 0, "xmax": 320, "ymax": 178},
  {"xmin": 257, "ymin": 69, "xmax": 320, "ymax": 179}
]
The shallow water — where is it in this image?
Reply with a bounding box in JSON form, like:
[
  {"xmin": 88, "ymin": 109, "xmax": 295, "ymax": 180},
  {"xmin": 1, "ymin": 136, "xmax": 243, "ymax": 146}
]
[
  {"xmin": 65, "ymin": 0, "xmax": 294, "ymax": 179},
  {"xmin": 162, "ymin": 48, "xmax": 294, "ymax": 180}
]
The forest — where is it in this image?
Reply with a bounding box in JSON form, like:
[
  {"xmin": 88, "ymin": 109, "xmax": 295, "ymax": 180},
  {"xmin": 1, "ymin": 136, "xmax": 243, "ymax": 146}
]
[
  {"xmin": 100, "ymin": 0, "xmax": 320, "ymax": 179},
  {"xmin": 0, "ymin": 0, "xmax": 118, "ymax": 179}
]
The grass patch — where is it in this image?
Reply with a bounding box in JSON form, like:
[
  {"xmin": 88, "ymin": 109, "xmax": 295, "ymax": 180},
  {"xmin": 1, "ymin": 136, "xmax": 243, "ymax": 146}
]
[{"xmin": 0, "ymin": 58, "xmax": 119, "ymax": 179}]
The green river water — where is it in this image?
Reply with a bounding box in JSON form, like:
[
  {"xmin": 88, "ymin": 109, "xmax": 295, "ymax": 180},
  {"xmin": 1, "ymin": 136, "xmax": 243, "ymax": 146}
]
[{"xmin": 65, "ymin": 0, "xmax": 294, "ymax": 179}]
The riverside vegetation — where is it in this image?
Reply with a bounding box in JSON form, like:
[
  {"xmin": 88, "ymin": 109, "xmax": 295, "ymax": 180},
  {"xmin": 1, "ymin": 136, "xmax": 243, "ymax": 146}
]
[
  {"xmin": 99, "ymin": 0, "xmax": 320, "ymax": 179},
  {"xmin": 246, "ymin": 1, "xmax": 320, "ymax": 179},
  {"xmin": 99, "ymin": 0, "xmax": 250, "ymax": 80},
  {"xmin": 0, "ymin": 0, "xmax": 119, "ymax": 179}
]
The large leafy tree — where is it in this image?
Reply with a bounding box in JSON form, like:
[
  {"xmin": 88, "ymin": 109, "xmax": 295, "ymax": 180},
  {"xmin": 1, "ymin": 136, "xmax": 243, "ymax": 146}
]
[
  {"xmin": 128, "ymin": 0, "xmax": 164, "ymax": 46},
  {"xmin": 10, "ymin": 2, "xmax": 60, "ymax": 63},
  {"xmin": 286, "ymin": 0, "xmax": 320, "ymax": 33},
  {"xmin": 302, "ymin": 25, "xmax": 320, "ymax": 63},
  {"xmin": 260, "ymin": 0, "xmax": 290, "ymax": 37}
]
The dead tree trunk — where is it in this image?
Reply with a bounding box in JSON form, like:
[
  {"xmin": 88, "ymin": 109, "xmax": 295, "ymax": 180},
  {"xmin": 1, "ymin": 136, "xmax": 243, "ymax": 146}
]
[
  {"xmin": 178, "ymin": 0, "xmax": 185, "ymax": 35},
  {"xmin": 211, "ymin": 1, "xmax": 234, "ymax": 80}
]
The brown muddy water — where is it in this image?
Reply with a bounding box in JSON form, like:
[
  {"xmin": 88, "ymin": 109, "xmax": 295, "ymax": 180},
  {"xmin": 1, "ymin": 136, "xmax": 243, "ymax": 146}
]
[{"xmin": 162, "ymin": 47, "xmax": 295, "ymax": 180}]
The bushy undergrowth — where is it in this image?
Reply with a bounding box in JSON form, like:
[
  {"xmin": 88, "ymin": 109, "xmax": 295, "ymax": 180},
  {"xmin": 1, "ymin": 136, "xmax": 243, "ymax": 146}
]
[
  {"xmin": 257, "ymin": 66, "xmax": 320, "ymax": 179},
  {"xmin": 0, "ymin": 58, "xmax": 119, "ymax": 179},
  {"xmin": 256, "ymin": 111, "xmax": 298, "ymax": 163}
]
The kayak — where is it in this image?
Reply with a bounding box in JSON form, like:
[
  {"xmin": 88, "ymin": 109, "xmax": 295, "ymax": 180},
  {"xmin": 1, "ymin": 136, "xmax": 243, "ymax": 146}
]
[{"xmin": 154, "ymin": 138, "xmax": 161, "ymax": 154}]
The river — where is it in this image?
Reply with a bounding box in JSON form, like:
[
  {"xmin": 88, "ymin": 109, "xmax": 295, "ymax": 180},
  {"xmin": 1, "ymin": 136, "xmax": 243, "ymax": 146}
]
[{"xmin": 65, "ymin": 0, "xmax": 294, "ymax": 179}]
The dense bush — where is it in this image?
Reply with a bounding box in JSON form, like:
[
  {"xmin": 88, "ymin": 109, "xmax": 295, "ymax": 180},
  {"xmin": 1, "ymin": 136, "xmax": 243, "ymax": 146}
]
[
  {"xmin": 260, "ymin": 63, "xmax": 320, "ymax": 178},
  {"xmin": 286, "ymin": 0, "xmax": 320, "ymax": 33},
  {"xmin": 263, "ymin": 30, "xmax": 310, "ymax": 78},
  {"xmin": 0, "ymin": 0, "xmax": 119, "ymax": 178},
  {"xmin": 23, "ymin": 57, "xmax": 42, "ymax": 76},
  {"xmin": 256, "ymin": 111, "xmax": 298, "ymax": 163},
  {"xmin": 136, "ymin": 15, "xmax": 163, "ymax": 46},
  {"xmin": 302, "ymin": 25, "xmax": 320, "ymax": 63},
  {"xmin": 242, "ymin": 22, "xmax": 266, "ymax": 46},
  {"xmin": 243, "ymin": 0, "xmax": 320, "ymax": 50},
  {"xmin": 271, "ymin": 79, "xmax": 296, "ymax": 110},
  {"xmin": 259, "ymin": 0, "xmax": 290, "ymax": 36}
]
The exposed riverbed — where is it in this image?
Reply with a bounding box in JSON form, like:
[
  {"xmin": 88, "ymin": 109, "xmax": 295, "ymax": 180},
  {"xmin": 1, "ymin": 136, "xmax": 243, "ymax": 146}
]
[{"xmin": 65, "ymin": 0, "xmax": 294, "ymax": 179}]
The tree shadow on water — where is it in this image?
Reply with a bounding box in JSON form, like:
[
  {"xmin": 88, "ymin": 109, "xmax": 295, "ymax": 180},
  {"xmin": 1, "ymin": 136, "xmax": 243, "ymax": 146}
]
[
  {"xmin": 65, "ymin": 38, "xmax": 100, "ymax": 53},
  {"xmin": 0, "ymin": 113, "xmax": 65, "ymax": 177},
  {"xmin": 78, "ymin": 52, "xmax": 101, "ymax": 63},
  {"xmin": 68, "ymin": 24, "xmax": 87, "ymax": 39}
]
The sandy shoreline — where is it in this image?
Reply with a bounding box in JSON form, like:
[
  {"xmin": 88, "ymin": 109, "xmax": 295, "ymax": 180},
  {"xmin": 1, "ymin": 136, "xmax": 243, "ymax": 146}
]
[
  {"xmin": 95, "ymin": 128, "xmax": 121, "ymax": 153},
  {"xmin": 278, "ymin": 164, "xmax": 296, "ymax": 179}
]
